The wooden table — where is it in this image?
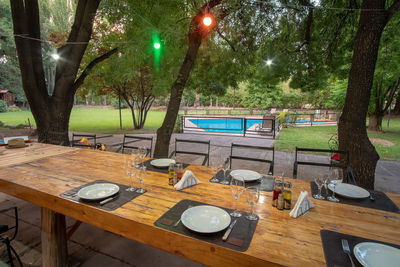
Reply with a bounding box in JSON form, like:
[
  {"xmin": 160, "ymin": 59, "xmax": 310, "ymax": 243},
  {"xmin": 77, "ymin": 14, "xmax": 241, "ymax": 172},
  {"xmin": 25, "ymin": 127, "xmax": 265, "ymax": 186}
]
[{"xmin": 0, "ymin": 143, "xmax": 399, "ymax": 267}]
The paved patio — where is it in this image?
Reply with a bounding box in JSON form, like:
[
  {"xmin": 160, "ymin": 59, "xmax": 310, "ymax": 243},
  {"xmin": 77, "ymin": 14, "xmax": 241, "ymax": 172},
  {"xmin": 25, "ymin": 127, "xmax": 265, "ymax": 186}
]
[{"xmin": 1, "ymin": 132, "xmax": 399, "ymax": 265}]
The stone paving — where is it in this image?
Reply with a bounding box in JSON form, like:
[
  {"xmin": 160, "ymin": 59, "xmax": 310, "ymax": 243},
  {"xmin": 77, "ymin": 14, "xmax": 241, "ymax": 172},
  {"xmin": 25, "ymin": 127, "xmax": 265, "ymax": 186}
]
[{"xmin": 1, "ymin": 132, "xmax": 399, "ymax": 266}]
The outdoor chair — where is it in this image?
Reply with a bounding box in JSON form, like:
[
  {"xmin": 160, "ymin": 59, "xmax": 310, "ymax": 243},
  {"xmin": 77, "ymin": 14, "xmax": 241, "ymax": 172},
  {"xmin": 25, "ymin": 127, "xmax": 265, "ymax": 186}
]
[
  {"xmin": 0, "ymin": 207, "xmax": 22, "ymax": 267},
  {"xmin": 255, "ymin": 115, "xmax": 275, "ymax": 135},
  {"xmin": 71, "ymin": 133, "xmax": 98, "ymax": 149},
  {"xmin": 292, "ymin": 147, "xmax": 356, "ymax": 185},
  {"xmin": 121, "ymin": 135, "xmax": 153, "ymax": 157},
  {"xmin": 169, "ymin": 138, "xmax": 210, "ymax": 166},
  {"xmin": 229, "ymin": 143, "xmax": 275, "ymax": 175}
]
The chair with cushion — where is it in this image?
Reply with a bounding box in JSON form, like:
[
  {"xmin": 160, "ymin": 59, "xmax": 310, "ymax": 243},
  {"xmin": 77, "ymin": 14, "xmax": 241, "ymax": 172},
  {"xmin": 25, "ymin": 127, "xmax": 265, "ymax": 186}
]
[
  {"xmin": 169, "ymin": 138, "xmax": 210, "ymax": 166},
  {"xmin": 121, "ymin": 135, "xmax": 154, "ymax": 157},
  {"xmin": 292, "ymin": 147, "xmax": 356, "ymax": 185},
  {"xmin": 0, "ymin": 207, "xmax": 22, "ymax": 266},
  {"xmin": 229, "ymin": 143, "xmax": 275, "ymax": 175}
]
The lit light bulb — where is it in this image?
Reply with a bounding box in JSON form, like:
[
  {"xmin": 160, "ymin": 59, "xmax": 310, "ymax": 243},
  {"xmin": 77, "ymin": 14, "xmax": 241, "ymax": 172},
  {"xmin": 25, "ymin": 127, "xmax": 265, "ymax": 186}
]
[
  {"xmin": 154, "ymin": 42, "xmax": 161, "ymax": 49},
  {"xmin": 266, "ymin": 59, "xmax": 272, "ymax": 66},
  {"xmin": 203, "ymin": 16, "xmax": 212, "ymax": 26},
  {"xmin": 51, "ymin": 53, "xmax": 60, "ymax": 60}
]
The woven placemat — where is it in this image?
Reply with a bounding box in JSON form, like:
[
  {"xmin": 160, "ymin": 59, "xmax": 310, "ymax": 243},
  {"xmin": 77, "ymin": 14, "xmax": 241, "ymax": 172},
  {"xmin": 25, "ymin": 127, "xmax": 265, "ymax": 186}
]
[
  {"xmin": 210, "ymin": 170, "xmax": 274, "ymax": 192},
  {"xmin": 320, "ymin": 230, "xmax": 400, "ymax": 267},
  {"xmin": 154, "ymin": 199, "xmax": 259, "ymax": 252},
  {"xmin": 141, "ymin": 159, "xmax": 190, "ymax": 174},
  {"xmin": 60, "ymin": 180, "xmax": 145, "ymax": 211},
  {"xmin": 310, "ymin": 182, "xmax": 399, "ymax": 213}
]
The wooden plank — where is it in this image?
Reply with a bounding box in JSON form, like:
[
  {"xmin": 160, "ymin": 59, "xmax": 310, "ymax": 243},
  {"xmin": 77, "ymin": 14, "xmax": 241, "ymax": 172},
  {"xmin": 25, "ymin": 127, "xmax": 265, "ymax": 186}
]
[
  {"xmin": 0, "ymin": 144, "xmax": 399, "ymax": 267},
  {"xmin": 41, "ymin": 208, "xmax": 68, "ymax": 267}
]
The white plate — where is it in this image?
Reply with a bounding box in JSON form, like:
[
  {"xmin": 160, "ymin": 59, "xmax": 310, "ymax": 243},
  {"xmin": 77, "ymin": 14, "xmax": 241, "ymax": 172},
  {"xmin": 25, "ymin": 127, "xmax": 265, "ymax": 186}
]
[
  {"xmin": 230, "ymin": 169, "xmax": 262, "ymax": 182},
  {"xmin": 354, "ymin": 242, "xmax": 400, "ymax": 267},
  {"xmin": 328, "ymin": 183, "xmax": 370, "ymax": 199},
  {"xmin": 77, "ymin": 183, "xmax": 120, "ymax": 201},
  {"xmin": 181, "ymin": 205, "xmax": 231, "ymax": 234},
  {"xmin": 150, "ymin": 158, "xmax": 176, "ymax": 168}
]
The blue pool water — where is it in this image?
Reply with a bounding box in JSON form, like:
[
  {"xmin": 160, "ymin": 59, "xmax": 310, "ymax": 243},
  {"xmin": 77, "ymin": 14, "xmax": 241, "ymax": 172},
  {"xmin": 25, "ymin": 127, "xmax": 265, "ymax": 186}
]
[{"xmin": 188, "ymin": 118, "xmax": 262, "ymax": 133}]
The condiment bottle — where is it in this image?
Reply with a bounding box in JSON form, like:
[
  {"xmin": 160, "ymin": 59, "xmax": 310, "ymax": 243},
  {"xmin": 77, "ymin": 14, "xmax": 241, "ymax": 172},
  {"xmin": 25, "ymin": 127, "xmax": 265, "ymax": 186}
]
[
  {"xmin": 272, "ymin": 180, "xmax": 283, "ymax": 207},
  {"xmin": 277, "ymin": 193, "xmax": 284, "ymax": 210},
  {"xmin": 283, "ymin": 181, "xmax": 292, "ymax": 210},
  {"xmin": 173, "ymin": 173, "xmax": 178, "ymax": 185},
  {"xmin": 176, "ymin": 163, "xmax": 183, "ymax": 180},
  {"xmin": 168, "ymin": 163, "xmax": 175, "ymax": 186}
]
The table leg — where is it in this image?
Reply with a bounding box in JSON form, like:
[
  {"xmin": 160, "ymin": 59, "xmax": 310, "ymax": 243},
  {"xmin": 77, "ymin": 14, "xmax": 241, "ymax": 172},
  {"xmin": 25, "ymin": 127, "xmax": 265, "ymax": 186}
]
[{"xmin": 41, "ymin": 207, "xmax": 68, "ymax": 267}]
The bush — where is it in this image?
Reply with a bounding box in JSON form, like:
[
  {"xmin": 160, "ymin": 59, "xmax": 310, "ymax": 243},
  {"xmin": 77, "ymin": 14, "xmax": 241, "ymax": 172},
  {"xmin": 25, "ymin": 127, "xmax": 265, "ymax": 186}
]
[
  {"xmin": 0, "ymin": 121, "xmax": 4, "ymax": 126},
  {"xmin": 0, "ymin": 100, "xmax": 6, "ymax": 112},
  {"xmin": 7, "ymin": 107, "xmax": 21, "ymax": 112}
]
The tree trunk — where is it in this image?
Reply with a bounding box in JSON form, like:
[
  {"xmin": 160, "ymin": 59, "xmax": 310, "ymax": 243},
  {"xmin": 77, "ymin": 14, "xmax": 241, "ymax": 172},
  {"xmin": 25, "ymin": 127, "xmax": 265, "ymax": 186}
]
[
  {"xmin": 367, "ymin": 113, "xmax": 384, "ymax": 131},
  {"xmin": 393, "ymin": 92, "xmax": 400, "ymax": 114},
  {"xmin": 338, "ymin": 0, "xmax": 399, "ymax": 190},
  {"xmin": 154, "ymin": 0, "xmax": 222, "ymax": 158}
]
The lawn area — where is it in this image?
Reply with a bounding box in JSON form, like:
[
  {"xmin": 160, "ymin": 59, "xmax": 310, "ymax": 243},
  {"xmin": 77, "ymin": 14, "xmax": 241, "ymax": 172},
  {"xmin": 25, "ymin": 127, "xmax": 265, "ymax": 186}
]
[
  {"xmin": 0, "ymin": 107, "xmax": 166, "ymax": 134},
  {"xmin": 275, "ymin": 118, "xmax": 400, "ymax": 161}
]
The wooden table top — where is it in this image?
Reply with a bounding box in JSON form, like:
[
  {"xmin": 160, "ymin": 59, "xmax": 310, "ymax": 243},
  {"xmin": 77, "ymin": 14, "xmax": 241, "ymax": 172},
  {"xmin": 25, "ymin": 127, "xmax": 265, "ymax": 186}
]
[{"xmin": 0, "ymin": 143, "xmax": 399, "ymax": 267}]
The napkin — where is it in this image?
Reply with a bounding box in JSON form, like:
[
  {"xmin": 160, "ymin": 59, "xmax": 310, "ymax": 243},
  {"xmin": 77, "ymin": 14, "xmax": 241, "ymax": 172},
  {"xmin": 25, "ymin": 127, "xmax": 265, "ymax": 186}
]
[
  {"xmin": 289, "ymin": 191, "xmax": 314, "ymax": 218},
  {"xmin": 174, "ymin": 170, "xmax": 201, "ymax": 190}
]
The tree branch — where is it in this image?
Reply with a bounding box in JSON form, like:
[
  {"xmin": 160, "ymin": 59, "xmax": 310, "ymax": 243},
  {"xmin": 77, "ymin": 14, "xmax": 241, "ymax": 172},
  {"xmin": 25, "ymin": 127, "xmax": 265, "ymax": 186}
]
[
  {"xmin": 216, "ymin": 27, "xmax": 236, "ymax": 52},
  {"xmin": 387, "ymin": 0, "xmax": 400, "ymax": 20},
  {"xmin": 73, "ymin": 47, "xmax": 118, "ymax": 91}
]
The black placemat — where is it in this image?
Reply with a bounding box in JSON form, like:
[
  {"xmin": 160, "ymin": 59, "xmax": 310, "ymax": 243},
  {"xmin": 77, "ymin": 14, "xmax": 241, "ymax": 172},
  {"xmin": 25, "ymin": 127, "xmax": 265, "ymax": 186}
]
[
  {"xmin": 310, "ymin": 182, "xmax": 399, "ymax": 213},
  {"xmin": 60, "ymin": 180, "xmax": 145, "ymax": 211},
  {"xmin": 142, "ymin": 159, "xmax": 190, "ymax": 174},
  {"xmin": 210, "ymin": 170, "xmax": 274, "ymax": 192},
  {"xmin": 154, "ymin": 199, "xmax": 259, "ymax": 252},
  {"xmin": 320, "ymin": 230, "xmax": 400, "ymax": 267}
]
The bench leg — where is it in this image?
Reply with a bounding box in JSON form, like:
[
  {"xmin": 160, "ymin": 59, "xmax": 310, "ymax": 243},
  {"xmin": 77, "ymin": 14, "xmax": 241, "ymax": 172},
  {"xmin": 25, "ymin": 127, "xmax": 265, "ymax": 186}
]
[{"xmin": 41, "ymin": 208, "xmax": 68, "ymax": 267}]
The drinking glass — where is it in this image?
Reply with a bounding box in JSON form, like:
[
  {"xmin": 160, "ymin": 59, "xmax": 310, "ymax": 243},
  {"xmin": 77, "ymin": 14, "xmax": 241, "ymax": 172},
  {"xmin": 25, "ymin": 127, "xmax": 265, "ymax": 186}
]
[
  {"xmin": 220, "ymin": 157, "xmax": 230, "ymax": 185},
  {"xmin": 176, "ymin": 163, "xmax": 184, "ymax": 180},
  {"xmin": 313, "ymin": 177, "xmax": 325, "ymax": 199},
  {"xmin": 327, "ymin": 168, "xmax": 342, "ymax": 202},
  {"xmin": 210, "ymin": 156, "xmax": 221, "ymax": 183},
  {"xmin": 124, "ymin": 155, "xmax": 136, "ymax": 192},
  {"xmin": 139, "ymin": 146, "xmax": 147, "ymax": 165},
  {"xmin": 136, "ymin": 165, "xmax": 147, "ymax": 193},
  {"xmin": 245, "ymin": 186, "xmax": 260, "ymax": 221},
  {"xmin": 230, "ymin": 175, "xmax": 245, "ymax": 217}
]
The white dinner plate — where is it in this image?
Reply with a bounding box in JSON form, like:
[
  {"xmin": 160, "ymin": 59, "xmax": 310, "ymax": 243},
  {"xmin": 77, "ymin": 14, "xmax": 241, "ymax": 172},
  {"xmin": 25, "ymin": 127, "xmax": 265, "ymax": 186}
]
[
  {"xmin": 327, "ymin": 183, "xmax": 370, "ymax": 199},
  {"xmin": 354, "ymin": 242, "xmax": 400, "ymax": 267},
  {"xmin": 150, "ymin": 158, "xmax": 175, "ymax": 168},
  {"xmin": 181, "ymin": 205, "xmax": 231, "ymax": 234},
  {"xmin": 77, "ymin": 183, "xmax": 120, "ymax": 201},
  {"xmin": 230, "ymin": 169, "xmax": 262, "ymax": 182}
]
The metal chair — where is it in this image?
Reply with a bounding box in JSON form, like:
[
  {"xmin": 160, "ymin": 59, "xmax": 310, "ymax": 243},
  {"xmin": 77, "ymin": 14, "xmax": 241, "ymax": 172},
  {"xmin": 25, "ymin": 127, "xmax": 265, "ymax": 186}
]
[
  {"xmin": 71, "ymin": 133, "xmax": 98, "ymax": 149},
  {"xmin": 229, "ymin": 143, "xmax": 275, "ymax": 175},
  {"xmin": 121, "ymin": 135, "xmax": 153, "ymax": 157},
  {"xmin": 0, "ymin": 207, "xmax": 22, "ymax": 266},
  {"xmin": 169, "ymin": 138, "xmax": 210, "ymax": 166},
  {"xmin": 292, "ymin": 147, "xmax": 356, "ymax": 185}
]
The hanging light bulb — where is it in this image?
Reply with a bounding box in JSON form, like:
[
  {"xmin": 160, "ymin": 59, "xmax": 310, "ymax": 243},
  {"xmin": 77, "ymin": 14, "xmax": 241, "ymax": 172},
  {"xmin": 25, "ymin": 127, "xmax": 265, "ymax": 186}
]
[{"xmin": 203, "ymin": 15, "xmax": 213, "ymax": 27}]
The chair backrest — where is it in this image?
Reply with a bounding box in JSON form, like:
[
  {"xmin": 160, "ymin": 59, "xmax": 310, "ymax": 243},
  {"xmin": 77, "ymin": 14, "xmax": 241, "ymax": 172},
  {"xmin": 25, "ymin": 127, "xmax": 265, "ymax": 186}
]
[
  {"xmin": 293, "ymin": 147, "xmax": 356, "ymax": 184},
  {"xmin": 230, "ymin": 143, "xmax": 275, "ymax": 175},
  {"xmin": 71, "ymin": 133, "xmax": 97, "ymax": 149},
  {"xmin": 122, "ymin": 135, "xmax": 153, "ymax": 157},
  {"xmin": 262, "ymin": 115, "xmax": 275, "ymax": 129},
  {"xmin": 170, "ymin": 138, "xmax": 210, "ymax": 166}
]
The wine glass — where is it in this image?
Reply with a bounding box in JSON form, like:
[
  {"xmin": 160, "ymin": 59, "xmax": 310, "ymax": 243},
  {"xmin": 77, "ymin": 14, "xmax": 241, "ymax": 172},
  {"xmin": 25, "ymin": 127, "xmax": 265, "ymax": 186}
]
[
  {"xmin": 230, "ymin": 175, "xmax": 245, "ymax": 217},
  {"xmin": 313, "ymin": 177, "xmax": 325, "ymax": 199},
  {"xmin": 210, "ymin": 156, "xmax": 221, "ymax": 182},
  {"xmin": 136, "ymin": 165, "xmax": 147, "ymax": 193},
  {"xmin": 124, "ymin": 155, "xmax": 136, "ymax": 192},
  {"xmin": 245, "ymin": 186, "xmax": 260, "ymax": 221},
  {"xmin": 220, "ymin": 157, "xmax": 230, "ymax": 185},
  {"xmin": 139, "ymin": 146, "xmax": 147, "ymax": 165},
  {"xmin": 327, "ymin": 168, "xmax": 342, "ymax": 202}
]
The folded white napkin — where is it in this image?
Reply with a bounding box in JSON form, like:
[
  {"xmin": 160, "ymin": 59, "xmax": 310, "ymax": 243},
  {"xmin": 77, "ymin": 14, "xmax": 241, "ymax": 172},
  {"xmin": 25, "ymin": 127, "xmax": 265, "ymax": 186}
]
[
  {"xmin": 174, "ymin": 170, "xmax": 201, "ymax": 190},
  {"xmin": 289, "ymin": 191, "xmax": 314, "ymax": 218}
]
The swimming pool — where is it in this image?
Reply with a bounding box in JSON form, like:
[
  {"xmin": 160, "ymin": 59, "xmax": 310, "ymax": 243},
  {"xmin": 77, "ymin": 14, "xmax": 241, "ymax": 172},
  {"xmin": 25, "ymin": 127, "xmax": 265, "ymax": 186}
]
[{"xmin": 187, "ymin": 118, "xmax": 263, "ymax": 133}]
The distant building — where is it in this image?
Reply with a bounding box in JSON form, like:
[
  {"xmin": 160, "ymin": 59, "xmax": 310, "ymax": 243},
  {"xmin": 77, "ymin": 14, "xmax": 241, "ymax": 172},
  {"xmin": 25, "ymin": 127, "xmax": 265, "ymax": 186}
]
[{"xmin": 0, "ymin": 90, "xmax": 15, "ymax": 106}]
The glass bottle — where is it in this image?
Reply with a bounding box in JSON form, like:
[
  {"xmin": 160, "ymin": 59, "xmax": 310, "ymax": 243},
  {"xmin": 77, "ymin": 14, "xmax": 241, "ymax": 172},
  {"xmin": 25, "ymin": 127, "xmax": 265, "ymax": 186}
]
[
  {"xmin": 272, "ymin": 180, "xmax": 283, "ymax": 207},
  {"xmin": 283, "ymin": 181, "xmax": 292, "ymax": 210},
  {"xmin": 168, "ymin": 163, "xmax": 175, "ymax": 186}
]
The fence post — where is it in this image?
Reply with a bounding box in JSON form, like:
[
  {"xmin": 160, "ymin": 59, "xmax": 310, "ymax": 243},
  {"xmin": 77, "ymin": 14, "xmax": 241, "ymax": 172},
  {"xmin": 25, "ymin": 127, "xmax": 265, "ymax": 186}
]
[{"xmin": 243, "ymin": 118, "xmax": 246, "ymax": 137}]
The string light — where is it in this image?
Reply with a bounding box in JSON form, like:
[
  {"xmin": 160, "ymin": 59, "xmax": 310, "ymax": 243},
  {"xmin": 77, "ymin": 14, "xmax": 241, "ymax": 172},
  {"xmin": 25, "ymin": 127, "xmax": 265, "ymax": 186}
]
[{"xmin": 203, "ymin": 15, "xmax": 213, "ymax": 26}]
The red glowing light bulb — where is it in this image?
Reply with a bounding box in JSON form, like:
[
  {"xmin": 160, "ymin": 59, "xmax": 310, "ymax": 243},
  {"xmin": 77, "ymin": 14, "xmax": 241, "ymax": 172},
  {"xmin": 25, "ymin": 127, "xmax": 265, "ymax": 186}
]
[{"xmin": 203, "ymin": 15, "xmax": 212, "ymax": 26}]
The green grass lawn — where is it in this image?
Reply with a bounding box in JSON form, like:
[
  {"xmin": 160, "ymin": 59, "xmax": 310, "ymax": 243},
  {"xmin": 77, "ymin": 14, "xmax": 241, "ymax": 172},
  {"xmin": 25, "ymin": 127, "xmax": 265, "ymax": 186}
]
[
  {"xmin": 275, "ymin": 118, "xmax": 400, "ymax": 161},
  {"xmin": 0, "ymin": 107, "xmax": 166, "ymax": 134}
]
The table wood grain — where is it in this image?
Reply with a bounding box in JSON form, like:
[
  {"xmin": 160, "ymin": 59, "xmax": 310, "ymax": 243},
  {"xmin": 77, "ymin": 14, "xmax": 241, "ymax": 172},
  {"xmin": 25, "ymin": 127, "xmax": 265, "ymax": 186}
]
[{"xmin": 0, "ymin": 143, "xmax": 399, "ymax": 266}]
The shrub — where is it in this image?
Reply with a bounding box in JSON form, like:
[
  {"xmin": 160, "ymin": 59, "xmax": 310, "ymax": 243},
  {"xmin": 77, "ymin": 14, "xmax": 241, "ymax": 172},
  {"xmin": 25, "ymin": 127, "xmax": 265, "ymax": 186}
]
[
  {"xmin": 0, "ymin": 100, "xmax": 6, "ymax": 112},
  {"xmin": 0, "ymin": 121, "xmax": 4, "ymax": 126}
]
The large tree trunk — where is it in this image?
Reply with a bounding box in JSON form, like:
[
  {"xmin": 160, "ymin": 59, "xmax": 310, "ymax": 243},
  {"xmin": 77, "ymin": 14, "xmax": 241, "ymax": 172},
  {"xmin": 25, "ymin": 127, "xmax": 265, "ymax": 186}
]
[
  {"xmin": 394, "ymin": 92, "xmax": 400, "ymax": 114},
  {"xmin": 154, "ymin": 0, "xmax": 222, "ymax": 158},
  {"xmin": 10, "ymin": 0, "xmax": 116, "ymax": 145},
  {"xmin": 338, "ymin": 0, "xmax": 399, "ymax": 189}
]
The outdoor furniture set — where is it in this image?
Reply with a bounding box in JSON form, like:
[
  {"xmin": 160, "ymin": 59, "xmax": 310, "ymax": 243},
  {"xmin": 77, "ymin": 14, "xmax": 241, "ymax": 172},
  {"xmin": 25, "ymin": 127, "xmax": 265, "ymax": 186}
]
[{"xmin": 0, "ymin": 142, "xmax": 399, "ymax": 266}]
